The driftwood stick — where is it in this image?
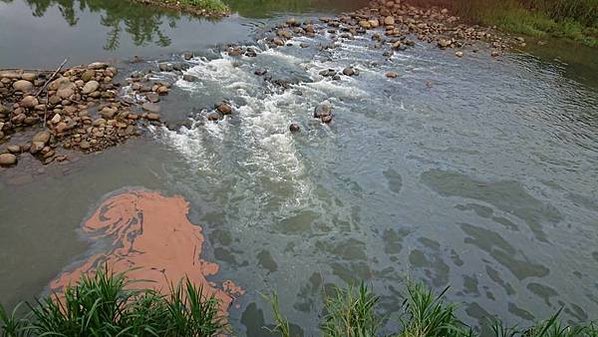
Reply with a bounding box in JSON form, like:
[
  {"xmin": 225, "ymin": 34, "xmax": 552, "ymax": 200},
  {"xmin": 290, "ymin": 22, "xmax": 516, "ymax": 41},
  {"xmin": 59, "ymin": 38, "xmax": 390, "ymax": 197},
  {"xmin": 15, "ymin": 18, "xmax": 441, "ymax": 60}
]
[{"xmin": 34, "ymin": 58, "xmax": 68, "ymax": 98}]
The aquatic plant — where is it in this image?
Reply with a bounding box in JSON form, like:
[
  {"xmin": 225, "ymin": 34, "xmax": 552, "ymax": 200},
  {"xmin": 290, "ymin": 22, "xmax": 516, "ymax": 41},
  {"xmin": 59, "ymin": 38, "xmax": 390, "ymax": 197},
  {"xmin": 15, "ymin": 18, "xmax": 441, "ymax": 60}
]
[
  {"xmin": 0, "ymin": 268, "xmax": 225, "ymax": 337},
  {"xmin": 179, "ymin": 0, "xmax": 229, "ymax": 13},
  {"xmin": 265, "ymin": 282, "xmax": 597, "ymax": 337}
]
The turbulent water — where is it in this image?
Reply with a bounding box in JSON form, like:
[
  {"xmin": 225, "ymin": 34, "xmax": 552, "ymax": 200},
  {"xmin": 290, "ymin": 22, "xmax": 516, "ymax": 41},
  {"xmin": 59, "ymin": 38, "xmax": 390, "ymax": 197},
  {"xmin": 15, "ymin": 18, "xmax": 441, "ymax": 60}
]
[{"xmin": 1, "ymin": 0, "xmax": 598, "ymax": 336}]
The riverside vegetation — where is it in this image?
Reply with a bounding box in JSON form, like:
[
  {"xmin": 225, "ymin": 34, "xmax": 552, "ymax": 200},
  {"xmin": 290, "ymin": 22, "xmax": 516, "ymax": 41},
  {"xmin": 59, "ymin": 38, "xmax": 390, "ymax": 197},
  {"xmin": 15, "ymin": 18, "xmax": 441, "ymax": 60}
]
[{"xmin": 0, "ymin": 270, "xmax": 596, "ymax": 337}]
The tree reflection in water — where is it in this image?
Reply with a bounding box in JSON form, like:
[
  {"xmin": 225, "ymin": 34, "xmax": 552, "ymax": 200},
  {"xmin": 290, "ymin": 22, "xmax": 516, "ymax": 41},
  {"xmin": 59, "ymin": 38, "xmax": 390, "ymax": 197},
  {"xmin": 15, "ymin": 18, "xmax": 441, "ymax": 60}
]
[{"xmin": 0, "ymin": 0, "xmax": 191, "ymax": 50}]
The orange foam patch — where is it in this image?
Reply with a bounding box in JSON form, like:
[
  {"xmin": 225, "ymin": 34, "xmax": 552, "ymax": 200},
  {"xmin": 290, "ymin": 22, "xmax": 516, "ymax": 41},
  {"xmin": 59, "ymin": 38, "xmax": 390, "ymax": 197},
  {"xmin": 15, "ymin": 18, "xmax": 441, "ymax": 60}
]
[{"xmin": 50, "ymin": 191, "xmax": 243, "ymax": 314}]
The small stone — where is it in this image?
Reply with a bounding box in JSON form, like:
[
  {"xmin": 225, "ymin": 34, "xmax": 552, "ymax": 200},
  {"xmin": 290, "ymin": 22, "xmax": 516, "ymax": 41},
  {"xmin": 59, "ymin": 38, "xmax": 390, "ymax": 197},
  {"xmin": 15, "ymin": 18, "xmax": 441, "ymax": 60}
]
[
  {"xmin": 385, "ymin": 71, "xmax": 399, "ymax": 78},
  {"xmin": 159, "ymin": 63, "xmax": 173, "ymax": 72},
  {"xmin": 216, "ymin": 102, "xmax": 232, "ymax": 115},
  {"xmin": 88, "ymin": 62, "xmax": 109, "ymax": 69},
  {"xmin": 342, "ymin": 67, "xmax": 355, "ymax": 76},
  {"xmin": 100, "ymin": 107, "xmax": 117, "ymax": 119},
  {"xmin": 81, "ymin": 80, "xmax": 99, "ymax": 94},
  {"xmin": 289, "ymin": 123, "xmax": 300, "ymax": 132},
  {"xmin": 183, "ymin": 52, "xmax": 193, "ymax": 60},
  {"xmin": 146, "ymin": 113, "xmax": 161, "ymax": 121},
  {"xmin": 491, "ymin": 50, "xmax": 500, "ymax": 57},
  {"xmin": 384, "ymin": 16, "xmax": 395, "ymax": 26},
  {"xmin": 7, "ymin": 145, "xmax": 21, "ymax": 153},
  {"xmin": 51, "ymin": 114, "xmax": 61, "ymax": 124},
  {"xmin": 254, "ymin": 68, "xmax": 268, "ymax": 76},
  {"xmin": 321, "ymin": 115, "xmax": 333, "ymax": 123},
  {"xmin": 142, "ymin": 102, "xmax": 160, "ymax": 114},
  {"xmin": 20, "ymin": 96, "xmax": 39, "ymax": 108},
  {"xmin": 183, "ymin": 74, "xmax": 198, "ymax": 82},
  {"xmin": 55, "ymin": 122, "xmax": 69, "ymax": 133},
  {"xmin": 146, "ymin": 93, "xmax": 160, "ymax": 103},
  {"xmin": 79, "ymin": 140, "xmax": 91, "ymax": 150},
  {"xmin": 455, "ymin": 51, "xmax": 464, "ymax": 57},
  {"xmin": 0, "ymin": 153, "xmax": 17, "ymax": 166},
  {"xmin": 13, "ymin": 80, "xmax": 34, "ymax": 92},
  {"xmin": 438, "ymin": 39, "xmax": 452, "ymax": 48},
  {"xmin": 30, "ymin": 141, "xmax": 44, "ymax": 154},
  {"xmin": 21, "ymin": 73, "xmax": 37, "ymax": 82},
  {"xmin": 32, "ymin": 130, "xmax": 51, "ymax": 144},
  {"xmin": 207, "ymin": 112, "xmax": 221, "ymax": 121},
  {"xmin": 156, "ymin": 86, "xmax": 169, "ymax": 95},
  {"xmin": 81, "ymin": 69, "xmax": 95, "ymax": 82},
  {"xmin": 314, "ymin": 102, "xmax": 332, "ymax": 118}
]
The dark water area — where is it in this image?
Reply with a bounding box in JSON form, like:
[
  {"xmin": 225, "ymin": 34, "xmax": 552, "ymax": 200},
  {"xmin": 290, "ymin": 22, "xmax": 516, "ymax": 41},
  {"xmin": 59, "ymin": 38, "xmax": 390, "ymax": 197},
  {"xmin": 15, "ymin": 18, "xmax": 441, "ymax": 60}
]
[{"xmin": 1, "ymin": 0, "xmax": 598, "ymax": 336}]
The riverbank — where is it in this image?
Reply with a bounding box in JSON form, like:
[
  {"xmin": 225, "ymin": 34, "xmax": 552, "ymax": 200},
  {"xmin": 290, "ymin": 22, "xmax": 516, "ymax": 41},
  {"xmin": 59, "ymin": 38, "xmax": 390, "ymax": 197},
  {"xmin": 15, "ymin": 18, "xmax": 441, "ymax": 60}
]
[{"xmin": 131, "ymin": 0, "xmax": 229, "ymax": 18}]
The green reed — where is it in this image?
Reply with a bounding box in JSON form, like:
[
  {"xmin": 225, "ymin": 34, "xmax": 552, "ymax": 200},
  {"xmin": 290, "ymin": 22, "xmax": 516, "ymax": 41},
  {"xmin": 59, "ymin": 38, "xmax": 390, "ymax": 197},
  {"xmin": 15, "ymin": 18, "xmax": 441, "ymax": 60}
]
[{"xmin": 0, "ymin": 268, "xmax": 225, "ymax": 337}]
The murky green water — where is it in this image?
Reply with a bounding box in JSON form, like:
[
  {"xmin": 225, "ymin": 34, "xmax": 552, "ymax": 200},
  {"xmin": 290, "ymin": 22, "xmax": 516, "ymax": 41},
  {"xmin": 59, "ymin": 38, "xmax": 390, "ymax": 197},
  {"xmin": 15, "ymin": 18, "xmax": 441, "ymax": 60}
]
[{"xmin": 1, "ymin": 0, "xmax": 598, "ymax": 335}]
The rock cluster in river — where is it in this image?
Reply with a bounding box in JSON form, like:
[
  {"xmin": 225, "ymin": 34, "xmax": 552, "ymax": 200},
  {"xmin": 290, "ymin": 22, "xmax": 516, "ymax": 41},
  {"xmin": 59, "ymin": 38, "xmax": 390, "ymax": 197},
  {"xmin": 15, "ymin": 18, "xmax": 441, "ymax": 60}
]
[
  {"xmin": 0, "ymin": 62, "xmax": 170, "ymax": 168},
  {"xmin": 263, "ymin": 0, "xmax": 515, "ymax": 58}
]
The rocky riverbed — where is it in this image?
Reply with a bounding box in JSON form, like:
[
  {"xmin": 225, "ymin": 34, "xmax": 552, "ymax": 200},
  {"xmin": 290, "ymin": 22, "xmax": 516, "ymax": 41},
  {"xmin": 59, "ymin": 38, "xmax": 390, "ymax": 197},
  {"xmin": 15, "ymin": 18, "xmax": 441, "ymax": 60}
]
[{"xmin": 0, "ymin": 0, "xmax": 522, "ymax": 171}]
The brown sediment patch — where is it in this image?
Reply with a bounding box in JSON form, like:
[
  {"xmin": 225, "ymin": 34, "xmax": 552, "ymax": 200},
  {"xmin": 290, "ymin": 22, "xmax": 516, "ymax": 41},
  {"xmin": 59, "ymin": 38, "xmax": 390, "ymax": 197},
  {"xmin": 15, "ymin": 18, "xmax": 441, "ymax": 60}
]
[{"xmin": 49, "ymin": 190, "xmax": 243, "ymax": 315}]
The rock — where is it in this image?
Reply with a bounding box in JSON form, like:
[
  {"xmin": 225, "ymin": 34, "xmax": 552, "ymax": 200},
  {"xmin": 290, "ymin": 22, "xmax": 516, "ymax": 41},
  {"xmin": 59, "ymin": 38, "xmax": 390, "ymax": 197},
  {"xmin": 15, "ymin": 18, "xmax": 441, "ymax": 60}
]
[
  {"xmin": 321, "ymin": 115, "xmax": 333, "ymax": 123},
  {"xmin": 21, "ymin": 73, "xmax": 37, "ymax": 82},
  {"xmin": 142, "ymin": 102, "xmax": 160, "ymax": 114},
  {"xmin": 81, "ymin": 69, "xmax": 95, "ymax": 82},
  {"xmin": 216, "ymin": 102, "xmax": 232, "ymax": 114},
  {"xmin": 81, "ymin": 80, "xmax": 99, "ymax": 94},
  {"xmin": 207, "ymin": 112, "xmax": 221, "ymax": 121},
  {"xmin": 289, "ymin": 123, "xmax": 300, "ymax": 132},
  {"xmin": 20, "ymin": 96, "xmax": 39, "ymax": 108},
  {"xmin": 13, "ymin": 80, "xmax": 34, "ymax": 92},
  {"xmin": 183, "ymin": 74, "xmax": 198, "ymax": 82},
  {"xmin": 55, "ymin": 122, "xmax": 68, "ymax": 133},
  {"xmin": 79, "ymin": 140, "xmax": 91, "ymax": 150},
  {"xmin": 254, "ymin": 68, "xmax": 268, "ymax": 76},
  {"xmin": 146, "ymin": 113, "xmax": 161, "ymax": 121},
  {"xmin": 156, "ymin": 86, "xmax": 169, "ymax": 95},
  {"xmin": 51, "ymin": 114, "xmax": 61, "ymax": 124},
  {"xmin": 384, "ymin": 16, "xmax": 395, "ymax": 26},
  {"xmin": 88, "ymin": 62, "xmax": 109, "ymax": 69},
  {"xmin": 49, "ymin": 95, "xmax": 61, "ymax": 105},
  {"xmin": 437, "ymin": 39, "xmax": 452, "ymax": 48},
  {"xmin": 385, "ymin": 71, "xmax": 399, "ymax": 78},
  {"xmin": 146, "ymin": 93, "xmax": 160, "ymax": 103},
  {"xmin": 368, "ymin": 19, "xmax": 380, "ymax": 28},
  {"xmin": 359, "ymin": 20, "xmax": 371, "ymax": 29},
  {"xmin": 491, "ymin": 50, "xmax": 500, "ymax": 57},
  {"xmin": 159, "ymin": 63, "xmax": 173, "ymax": 72},
  {"xmin": 7, "ymin": 145, "xmax": 21, "ymax": 153},
  {"xmin": 343, "ymin": 67, "xmax": 356, "ymax": 76},
  {"xmin": 100, "ymin": 107, "xmax": 117, "ymax": 119},
  {"xmin": 0, "ymin": 153, "xmax": 17, "ymax": 166},
  {"xmin": 30, "ymin": 141, "xmax": 44, "ymax": 154},
  {"xmin": 455, "ymin": 51, "xmax": 464, "ymax": 57},
  {"xmin": 314, "ymin": 102, "xmax": 332, "ymax": 118},
  {"xmin": 183, "ymin": 52, "xmax": 193, "ymax": 60},
  {"xmin": 319, "ymin": 69, "xmax": 337, "ymax": 77},
  {"xmin": 32, "ymin": 130, "xmax": 51, "ymax": 144}
]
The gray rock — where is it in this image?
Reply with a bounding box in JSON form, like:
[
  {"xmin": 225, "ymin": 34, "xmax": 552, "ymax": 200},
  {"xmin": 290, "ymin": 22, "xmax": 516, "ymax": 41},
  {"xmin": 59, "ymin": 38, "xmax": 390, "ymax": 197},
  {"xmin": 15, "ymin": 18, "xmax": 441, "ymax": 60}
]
[
  {"xmin": 88, "ymin": 62, "xmax": 108, "ymax": 69},
  {"xmin": 146, "ymin": 113, "xmax": 161, "ymax": 121},
  {"xmin": 183, "ymin": 74, "xmax": 198, "ymax": 82},
  {"xmin": 289, "ymin": 123, "xmax": 301, "ymax": 132},
  {"xmin": 254, "ymin": 68, "xmax": 268, "ymax": 76},
  {"xmin": 342, "ymin": 67, "xmax": 355, "ymax": 76},
  {"xmin": 7, "ymin": 145, "xmax": 21, "ymax": 153}
]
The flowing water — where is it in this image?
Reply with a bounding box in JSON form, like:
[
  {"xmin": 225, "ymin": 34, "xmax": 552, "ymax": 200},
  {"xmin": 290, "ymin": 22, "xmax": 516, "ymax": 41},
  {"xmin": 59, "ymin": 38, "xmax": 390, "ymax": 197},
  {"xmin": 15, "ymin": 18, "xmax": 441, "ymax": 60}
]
[{"xmin": 1, "ymin": 0, "xmax": 598, "ymax": 335}]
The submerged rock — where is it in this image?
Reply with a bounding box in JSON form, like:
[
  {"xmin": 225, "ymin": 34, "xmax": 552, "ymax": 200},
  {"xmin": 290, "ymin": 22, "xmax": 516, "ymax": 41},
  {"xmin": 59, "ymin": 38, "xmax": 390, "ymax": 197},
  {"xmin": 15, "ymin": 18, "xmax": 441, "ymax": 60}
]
[
  {"xmin": 314, "ymin": 102, "xmax": 332, "ymax": 118},
  {"xmin": 216, "ymin": 102, "xmax": 232, "ymax": 115},
  {"xmin": 289, "ymin": 123, "xmax": 301, "ymax": 132}
]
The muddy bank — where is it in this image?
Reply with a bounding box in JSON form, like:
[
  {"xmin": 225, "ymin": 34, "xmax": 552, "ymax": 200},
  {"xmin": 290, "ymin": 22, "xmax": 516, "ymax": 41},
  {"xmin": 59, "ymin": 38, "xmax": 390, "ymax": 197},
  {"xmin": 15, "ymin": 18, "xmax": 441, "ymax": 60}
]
[{"xmin": 50, "ymin": 191, "xmax": 243, "ymax": 314}]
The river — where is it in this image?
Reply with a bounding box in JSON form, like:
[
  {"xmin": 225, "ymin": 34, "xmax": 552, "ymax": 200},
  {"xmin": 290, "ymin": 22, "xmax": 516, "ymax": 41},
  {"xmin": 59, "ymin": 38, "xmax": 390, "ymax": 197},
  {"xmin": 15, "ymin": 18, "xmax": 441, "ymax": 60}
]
[{"xmin": 0, "ymin": 0, "xmax": 597, "ymax": 335}]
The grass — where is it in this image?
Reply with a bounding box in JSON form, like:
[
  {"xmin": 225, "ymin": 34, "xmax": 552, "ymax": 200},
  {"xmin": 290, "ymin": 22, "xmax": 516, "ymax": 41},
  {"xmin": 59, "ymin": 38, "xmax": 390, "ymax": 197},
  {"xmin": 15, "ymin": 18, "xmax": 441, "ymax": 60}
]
[
  {"xmin": 0, "ymin": 267, "xmax": 225, "ymax": 337},
  {"xmin": 266, "ymin": 282, "xmax": 598, "ymax": 337},
  {"xmin": 178, "ymin": 0, "xmax": 229, "ymax": 13},
  {"xmin": 455, "ymin": 0, "xmax": 598, "ymax": 47},
  {"xmin": 2, "ymin": 271, "xmax": 596, "ymax": 337}
]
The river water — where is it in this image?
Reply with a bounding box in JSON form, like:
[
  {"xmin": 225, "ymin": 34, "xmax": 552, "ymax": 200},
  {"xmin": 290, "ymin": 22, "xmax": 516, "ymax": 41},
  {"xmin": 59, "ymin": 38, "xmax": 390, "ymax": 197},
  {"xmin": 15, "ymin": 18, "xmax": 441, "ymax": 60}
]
[{"xmin": 1, "ymin": 0, "xmax": 598, "ymax": 335}]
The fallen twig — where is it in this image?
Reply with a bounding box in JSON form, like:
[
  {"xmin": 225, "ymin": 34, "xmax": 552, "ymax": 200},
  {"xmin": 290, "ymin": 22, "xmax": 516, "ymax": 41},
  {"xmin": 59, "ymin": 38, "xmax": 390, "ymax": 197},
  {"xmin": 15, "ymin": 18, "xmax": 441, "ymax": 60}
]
[{"xmin": 35, "ymin": 58, "xmax": 68, "ymax": 98}]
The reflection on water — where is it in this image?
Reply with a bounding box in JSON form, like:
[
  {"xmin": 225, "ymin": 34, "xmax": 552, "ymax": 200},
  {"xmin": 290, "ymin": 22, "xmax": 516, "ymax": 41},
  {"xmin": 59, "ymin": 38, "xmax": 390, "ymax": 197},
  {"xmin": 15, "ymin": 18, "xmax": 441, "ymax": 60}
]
[{"xmin": 1, "ymin": 0, "xmax": 183, "ymax": 50}]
